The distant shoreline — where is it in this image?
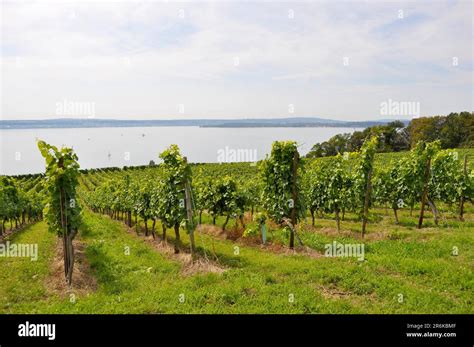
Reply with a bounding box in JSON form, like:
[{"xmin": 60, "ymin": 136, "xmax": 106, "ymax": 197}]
[{"xmin": 0, "ymin": 117, "xmax": 407, "ymax": 130}]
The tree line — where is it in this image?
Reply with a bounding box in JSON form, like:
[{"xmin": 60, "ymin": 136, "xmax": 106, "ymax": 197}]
[{"xmin": 306, "ymin": 111, "xmax": 473, "ymax": 158}]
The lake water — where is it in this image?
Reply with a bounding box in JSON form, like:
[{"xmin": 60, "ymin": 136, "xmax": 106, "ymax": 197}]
[{"xmin": 0, "ymin": 126, "xmax": 362, "ymax": 175}]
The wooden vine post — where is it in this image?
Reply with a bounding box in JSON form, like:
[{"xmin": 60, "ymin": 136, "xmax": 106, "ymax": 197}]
[{"xmin": 283, "ymin": 218, "xmax": 303, "ymax": 248}]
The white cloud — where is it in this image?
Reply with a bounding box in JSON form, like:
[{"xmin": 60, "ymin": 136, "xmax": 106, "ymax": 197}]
[{"xmin": 1, "ymin": 0, "xmax": 472, "ymax": 120}]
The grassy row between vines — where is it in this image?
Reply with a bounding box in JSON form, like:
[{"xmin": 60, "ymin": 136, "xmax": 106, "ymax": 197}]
[{"xmin": 0, "ymin": 202, "xmax": 472, "ymax": 313}]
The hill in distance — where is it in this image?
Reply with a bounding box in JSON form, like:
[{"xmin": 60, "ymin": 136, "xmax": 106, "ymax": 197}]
[{"xmin": 0, "ymin": 117, "xmax": 409, "ymax": 129}]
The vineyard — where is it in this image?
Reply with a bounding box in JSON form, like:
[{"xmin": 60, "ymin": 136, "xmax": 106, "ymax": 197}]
[{"xmin": 0, "ymin": 139, "xmax": 473, "ymax": 313}]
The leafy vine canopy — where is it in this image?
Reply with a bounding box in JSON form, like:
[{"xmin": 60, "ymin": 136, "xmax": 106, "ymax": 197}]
[{"xmin": 37, "ymin": 140, "xmax": 82, "ymax": 235}]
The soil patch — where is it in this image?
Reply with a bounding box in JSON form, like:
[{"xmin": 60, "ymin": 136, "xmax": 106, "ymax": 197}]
[
  {"xmin": 46, "ymin": 238, "xmax": 97, "ymax": 297},
  {"xmin": 126, "ymin": 225, "xmax": 227, "ymax": 276}
]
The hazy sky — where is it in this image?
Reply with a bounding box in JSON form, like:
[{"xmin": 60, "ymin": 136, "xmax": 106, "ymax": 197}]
[{"xmin": 1, "ymin": 0, "xmax": 472, "ymax": 120}]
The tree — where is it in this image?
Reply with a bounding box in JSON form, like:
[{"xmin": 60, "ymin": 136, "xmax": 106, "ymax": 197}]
[
  {"xmin": 407, "ymin": 116, "xmax": 441, "ymax": 148},
  {"xmin": 458, "ymin": 112, "xmax": 474, "ymax": 147},
  {"xmin": 306, "ymin": 133, "xmax": 351, "ymax": 158}
]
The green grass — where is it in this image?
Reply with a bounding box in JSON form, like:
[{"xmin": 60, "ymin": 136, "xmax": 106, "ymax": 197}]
[
  {"xmin": 0, "ymin": 222, "xmax": 56, "ymax": 312},
  {"xmin": 0, "ymin": 204, "xmax": 472, "ymax": 313}
]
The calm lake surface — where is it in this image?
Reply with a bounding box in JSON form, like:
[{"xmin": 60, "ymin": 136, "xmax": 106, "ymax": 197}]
[{"xmin": 1, "ymin": 126, "xmax": 362, "ymax": 175}]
